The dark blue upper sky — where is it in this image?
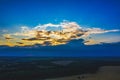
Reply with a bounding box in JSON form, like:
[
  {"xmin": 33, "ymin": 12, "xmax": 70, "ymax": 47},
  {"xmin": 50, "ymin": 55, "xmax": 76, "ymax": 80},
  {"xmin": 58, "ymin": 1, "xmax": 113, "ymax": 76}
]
[{"xmin": 0, "ymin": 0, "xmax": 120, "ymax": 29}]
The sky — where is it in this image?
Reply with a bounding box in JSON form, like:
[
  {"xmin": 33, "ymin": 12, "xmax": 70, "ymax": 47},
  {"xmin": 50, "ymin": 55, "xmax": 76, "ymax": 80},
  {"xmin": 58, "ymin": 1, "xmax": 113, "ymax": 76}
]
[
  {"xmin": 0, "ymin": 0, "xmax": 120, "ymax": 56},
  {"xmin": 0, "ymin": 0, "xmax": 120, "ymax": 28}
]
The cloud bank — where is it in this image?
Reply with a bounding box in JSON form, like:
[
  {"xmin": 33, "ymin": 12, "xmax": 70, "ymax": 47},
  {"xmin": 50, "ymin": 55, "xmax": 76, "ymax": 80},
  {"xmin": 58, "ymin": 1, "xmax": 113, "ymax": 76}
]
[{"xmin": 0, "ymin": 21, "xmax": 119, "ymax": 47}]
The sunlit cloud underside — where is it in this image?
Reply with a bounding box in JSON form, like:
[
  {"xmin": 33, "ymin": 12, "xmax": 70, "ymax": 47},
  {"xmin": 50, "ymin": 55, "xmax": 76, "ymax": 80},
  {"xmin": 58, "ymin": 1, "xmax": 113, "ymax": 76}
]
[{"xmin": 0, "ymin": 21, "xmax": 120, "ymax": 47}]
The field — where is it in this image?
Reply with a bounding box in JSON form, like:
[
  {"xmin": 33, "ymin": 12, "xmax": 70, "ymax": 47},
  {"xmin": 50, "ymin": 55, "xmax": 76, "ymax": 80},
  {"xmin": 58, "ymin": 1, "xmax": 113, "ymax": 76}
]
[{"xmin": 0, "ymin": 57, "xmax": 120, "ymax": 80}]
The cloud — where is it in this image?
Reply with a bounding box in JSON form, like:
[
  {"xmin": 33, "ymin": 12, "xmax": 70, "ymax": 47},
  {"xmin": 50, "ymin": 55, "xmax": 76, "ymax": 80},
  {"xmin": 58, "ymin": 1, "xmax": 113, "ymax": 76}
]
[
  {"xmin": 0, "ymin": 21, "xmax": 119, "ymax": 47},
  {"xmin": 34, "ymin": 21, "xmax": 81, "ymax": 32},
  {"xmin": 3, "ymin": 34, "xmax": 13, "ymax": 40},
  {"xmin": 81, "ymin": 28, "xmax": 120, "ymax": 37},
  {"xmin": 1, "ymin": 29, "xmax": 8, "ymax": 33}
]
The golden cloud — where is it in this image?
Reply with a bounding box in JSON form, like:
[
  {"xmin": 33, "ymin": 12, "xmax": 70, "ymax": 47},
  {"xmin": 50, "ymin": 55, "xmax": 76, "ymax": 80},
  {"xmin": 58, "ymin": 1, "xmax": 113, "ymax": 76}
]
[{"xmin": 0, "ymin": 21, "xmax": 119, "ymax": 47}]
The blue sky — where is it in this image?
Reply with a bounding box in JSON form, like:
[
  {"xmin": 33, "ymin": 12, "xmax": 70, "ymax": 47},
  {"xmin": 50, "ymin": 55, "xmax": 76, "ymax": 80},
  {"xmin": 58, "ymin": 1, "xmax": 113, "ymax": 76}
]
[
  {"xmin": 0, "ymin": 0, "xmax": 120, "ymax": 29},
  {"xmin": 0, "ymin": 0, "xmax": 120, "ymax": 57}
]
